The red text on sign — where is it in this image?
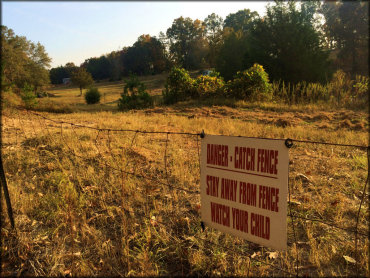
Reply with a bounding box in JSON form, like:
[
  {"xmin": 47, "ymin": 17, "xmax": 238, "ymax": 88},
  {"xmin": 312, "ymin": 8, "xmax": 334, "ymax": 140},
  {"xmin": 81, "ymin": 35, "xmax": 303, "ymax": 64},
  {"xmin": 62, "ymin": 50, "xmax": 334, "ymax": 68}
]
[
  {"xmin": 234, "ymin": 147, "xmax": 255, "ymax": 171},
  {"xmin": 211, "ymin": 202, "xmax": 230, "ymax": 227},
  {"xmin": 232, "ymin": 208, "xmax": 248, "ymax": 233},
  {"xmin": 221, "ymin": 178, "xmax": 237, "ymax": 202},
  {"xmin": 206, "ymin": 175, "xmax": 219, "ymax": 197},
  {"xmin": 239, "ymin": 182, "xmax": 257, "ymax": 207},
  {"xmin": 251, "ymin": 213, "xmax": 270, "ymax": 240},
  {"xmin": 257, "ymin": 149, "xmax": 278, "ymax": 175},
  {"xmin": 258, "ymin": 185, "xmax": 279, "ymax": 212},
  {"xmin": 207, "ymin": 144, "xmax": 228, "ymax": 167}
]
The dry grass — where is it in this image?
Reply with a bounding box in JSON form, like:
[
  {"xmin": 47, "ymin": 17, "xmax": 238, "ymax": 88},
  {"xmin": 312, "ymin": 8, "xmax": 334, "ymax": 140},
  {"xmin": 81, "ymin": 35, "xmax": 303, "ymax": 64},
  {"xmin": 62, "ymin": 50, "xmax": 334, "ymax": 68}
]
[
  {"xmin": 39, "ymin": 73, "xmax": 168, "ymax": 113},
  {"xmin": 1, "ymin": 79, "xmax": 369, "ymax": 276}
]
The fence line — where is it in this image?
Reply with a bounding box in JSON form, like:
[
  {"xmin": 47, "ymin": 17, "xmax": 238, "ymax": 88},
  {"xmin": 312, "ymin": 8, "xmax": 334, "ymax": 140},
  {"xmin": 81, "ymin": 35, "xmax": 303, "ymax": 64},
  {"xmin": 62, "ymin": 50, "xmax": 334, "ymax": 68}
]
[
  {"xmin": 2, "ymin": 107, "xmax": 369, "ymax": 276},
  {"xmin": 25, "ymin": 109, "xmax": 369, "ymax": 150}
]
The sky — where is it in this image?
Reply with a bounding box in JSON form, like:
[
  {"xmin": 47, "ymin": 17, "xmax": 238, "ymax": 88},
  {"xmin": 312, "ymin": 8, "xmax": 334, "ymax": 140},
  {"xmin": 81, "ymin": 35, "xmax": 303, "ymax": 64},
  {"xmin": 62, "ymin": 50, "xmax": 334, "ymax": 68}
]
[{"xmin": 2, "ymin": 1, "xmax": 270, "ymax": 68}]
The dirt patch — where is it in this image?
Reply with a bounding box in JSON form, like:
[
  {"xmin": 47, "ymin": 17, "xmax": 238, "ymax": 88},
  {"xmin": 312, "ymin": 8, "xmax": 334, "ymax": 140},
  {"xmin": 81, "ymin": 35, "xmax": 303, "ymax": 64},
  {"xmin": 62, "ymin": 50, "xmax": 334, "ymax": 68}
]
[
  {"xmin": 274, "ymin": 118, "xmax": 291, "ymax": 127},
  {"xmin": 338, "ymin": 119, "xmax": 354, "ymax": 129},
  {"xmin": 353, "ymin": 122, "xmax": 366, "ymax": 131},
  {"xmin": 145, "ymin": 108, "xmax": 166, "ymax": 114},
  {"xmin": 312, "ymin": 113, "xmax": 333, "ymax": 121},
  {"xmin": 318, "ymin": 123, "xmax": 331, "ymax": 129}
]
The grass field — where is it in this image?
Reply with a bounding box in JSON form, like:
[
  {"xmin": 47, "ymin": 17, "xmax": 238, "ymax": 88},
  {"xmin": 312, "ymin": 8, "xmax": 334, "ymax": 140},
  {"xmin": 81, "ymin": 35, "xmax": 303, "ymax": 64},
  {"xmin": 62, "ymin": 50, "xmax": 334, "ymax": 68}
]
[{"xmin": 1, "ymin": 74, "xmax": 369, "ymax": 276}]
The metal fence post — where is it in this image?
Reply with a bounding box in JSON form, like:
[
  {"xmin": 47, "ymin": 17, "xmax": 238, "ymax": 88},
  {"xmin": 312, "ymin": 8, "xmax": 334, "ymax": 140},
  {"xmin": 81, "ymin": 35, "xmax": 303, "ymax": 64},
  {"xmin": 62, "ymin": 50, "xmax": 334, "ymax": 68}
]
[{"xmin": 0, "ymin": 153, "xmax": 15, "ymax": 228}]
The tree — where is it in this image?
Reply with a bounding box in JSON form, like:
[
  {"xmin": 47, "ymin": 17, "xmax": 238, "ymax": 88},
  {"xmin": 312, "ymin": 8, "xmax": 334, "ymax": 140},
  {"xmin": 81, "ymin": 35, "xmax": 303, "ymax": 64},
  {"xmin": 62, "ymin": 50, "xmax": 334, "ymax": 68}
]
[
  {"xmin": 123, "ymin": 35, "xmax": 167, "ymax": 75},
  {"xmin": 245, "ymin": 2, "xmax": 332, "ymax": 83},
  {"xmin": 106, "ymin": 50, "xmax": 123, "ymax": 81},
  {"xmin": 203, "ymin": 13, "xmax": 224, "ymax": 67},
  {"xmin": 166, "ymin": 17, "xmax": 208, "ymax": 69},
  {"xmin": 25, "ymin": 42, "xmax": 51, "ymax": 92},
  {"xmin": 71, "ymin": 67, "xmax": 94, "ymax": 96},
  {"xmin": 82, "ymin": 56, "xmax": 112, "ymax": 80},
  {"xmin": 216, "ymin": 29, "xmax": 249, "ymax": 81},
  {"xmin": 1, "ymin": 26, "xmax": 29, "ymax": 91},
  {"xmin": 158, "ymin": 31, "xmax": 174, "ymax": 69},
  {"xmin": 50, "ymin": 66, "xmax": 68, "ymax": 84},
  {"xmin": 49, "ymin": 62, "xmax": 78, "ymax": 84},
  {"xmin": 1, "ymin": 25, "xmax": 51, "ymax": 92},
  {"xmin": 223, "ymin": 9, "xmax": 259, "ymax": 33},
  {"xmin": 320, "ymin": 0, "xmax": 369, "ymax": 76},
  {"xmin": 214, "ymin": 9, "xmax": 262, "ymax": 81}
]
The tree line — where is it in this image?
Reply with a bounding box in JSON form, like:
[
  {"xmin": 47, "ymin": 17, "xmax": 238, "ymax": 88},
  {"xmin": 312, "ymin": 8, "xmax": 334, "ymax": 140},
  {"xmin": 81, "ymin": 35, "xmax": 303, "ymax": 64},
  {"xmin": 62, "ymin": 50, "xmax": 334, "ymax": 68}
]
[{"xmin": 2, "ymin": 0, "xmax": 368, "ymax": 94}]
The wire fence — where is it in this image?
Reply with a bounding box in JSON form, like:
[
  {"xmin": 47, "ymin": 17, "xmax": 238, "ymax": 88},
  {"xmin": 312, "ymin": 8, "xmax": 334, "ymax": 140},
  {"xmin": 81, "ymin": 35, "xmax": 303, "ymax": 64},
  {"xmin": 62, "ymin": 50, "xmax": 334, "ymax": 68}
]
[{"xmin": 1, "ymin": 107, "xmax": 369, "ymax": 276}]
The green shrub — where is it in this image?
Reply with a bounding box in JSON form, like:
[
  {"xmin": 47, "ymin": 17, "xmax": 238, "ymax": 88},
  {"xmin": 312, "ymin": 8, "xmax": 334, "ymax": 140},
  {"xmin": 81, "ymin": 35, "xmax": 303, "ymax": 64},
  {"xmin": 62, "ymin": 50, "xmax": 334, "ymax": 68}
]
[
  {"xmin": 329, "ymin": 70, "xmax": 351, "ymax": 105},
  {"xmin": 118, "ymin": 75, "xmax": 153, "ymax": 110},
  {"xmin": 162, "ymin": 67, "xmax": 194, "ymax": 104},
  {"xmin": 226, "ymin": 64, "xmax": 272, "ymax": 101},
  {"xmin": 21, "ymin": 83, "xmax": 38, "ymax": 108},
  {"xmin": 209, "ymin": 71, "xmax": 221, "ymax": 78},
  {"xmin": 85, "ymin": 87, "xmax": 101, "ymax": 104},
  {"xmin": 352, "ymin": 75, "xmax": 369, "ymax": 101},
  {"xmin": 192, "ymin": 75, "xmax": 225, "ymax": 99},
  {"xmin": 2, "ymin": 88, "xmax": 22, "ymax": 108}
]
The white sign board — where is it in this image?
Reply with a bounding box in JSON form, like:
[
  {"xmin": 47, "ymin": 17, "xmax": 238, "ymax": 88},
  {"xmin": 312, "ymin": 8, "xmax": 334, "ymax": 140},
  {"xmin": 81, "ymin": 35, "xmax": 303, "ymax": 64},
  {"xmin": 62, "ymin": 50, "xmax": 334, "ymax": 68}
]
[{"xmin": 200, "ymin": 135, "xmax": 289, "ymax": 250}]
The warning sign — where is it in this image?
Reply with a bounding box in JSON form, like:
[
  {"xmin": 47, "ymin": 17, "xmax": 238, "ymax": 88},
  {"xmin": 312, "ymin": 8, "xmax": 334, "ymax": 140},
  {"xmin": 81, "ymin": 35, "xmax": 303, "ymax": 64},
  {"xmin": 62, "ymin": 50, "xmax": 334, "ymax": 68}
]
[{"xmin": 200, "ymin": 135, "xmax": 289, "ymax": 250}]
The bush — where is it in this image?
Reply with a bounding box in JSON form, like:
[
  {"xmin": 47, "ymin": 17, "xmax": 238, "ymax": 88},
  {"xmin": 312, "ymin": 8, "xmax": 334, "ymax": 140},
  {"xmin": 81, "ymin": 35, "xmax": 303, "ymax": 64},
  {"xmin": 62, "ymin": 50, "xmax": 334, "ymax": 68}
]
[
  {"xmin": 352, "ymin": 75, "xmax": 369, "ymax": 102},
  {"xmin": 226, "ymin": 64, "xmax": 272, "ymax": 101},
  {"xmin": 85, "ymin": 87, "xmax": 101, "ymax": 104},
  {"xmin": 192, "ymin": 75, "xmax": 225, "ymax": 99},
  {"xmin": 21, "ymin": 83, "xmax": 38, "ymax": 108},
  {"xmin": 118, "ymin": 75, "xmax": 153, "ymax": 110},
  {"xmin": 2, "ymin": 88, "xmax": 22, "ymax": 109},
  {"xmin": 162, "ymin": 67, "xmax": 194, "ymax": 104}
]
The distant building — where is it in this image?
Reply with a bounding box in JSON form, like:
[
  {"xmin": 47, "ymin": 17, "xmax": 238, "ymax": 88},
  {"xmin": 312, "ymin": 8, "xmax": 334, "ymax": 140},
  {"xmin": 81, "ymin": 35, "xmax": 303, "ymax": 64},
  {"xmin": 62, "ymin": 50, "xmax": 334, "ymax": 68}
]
[{"xmin": 62, "ymin": 78, "xmax": 71, "ymax": 85}]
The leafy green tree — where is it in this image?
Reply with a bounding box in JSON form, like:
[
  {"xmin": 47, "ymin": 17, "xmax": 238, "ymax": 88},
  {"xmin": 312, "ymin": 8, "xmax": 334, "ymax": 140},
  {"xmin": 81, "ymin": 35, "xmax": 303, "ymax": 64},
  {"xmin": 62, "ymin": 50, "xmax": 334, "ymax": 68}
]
[
  {"xmin": 123, "ymin": 35, "xmax": 167, "ymax": 75},
  {"xmin": 1, "ymin": 26, "xmax": 29, "ymax": 91},
  {"xmin": 49, "ymin": 62, "xmax": 77, "ymax": 84},
  {"xmin": 215, "ymin": 9, "xmax": 260, "ymax": 81},
  {"xmin": 1, "ymin": 25, "xmax": 51, "ymax": 92},
  {"xmin": 71, "ymin": 67, "xmax": 94, "ymax": 96},
  {"xmin": 166, "ymin": 17, "xmax": 208, "ymax": 69},
  {"xmin": 119, "ymin": 47, "xmax": 130, "ymax": 76},
  {"xmin": 246, "ymin": 1, "xmax": 332, "ymax": 83},
  {"xmin": 203, "ymin": 13, "xmax": 224, "ymax": 67},
  {"xmin": 50, "ymin": 66, "xmax": 69, "ymax": 84},
  {"xmin": 320, "ymin": 0, "xmax": 369, "ymax": 76},
  {"xmin": 106, "ymin": 51, "xmax": 123, "ymax": 81},
  {"xmin": 158, "ymin": 31, "xmax": 174, "ymax": 69},
  {"xmin": 82, "ymin": 56, "xmax": 112, "ymax": 80},
  {"xmin": 216, "ymin": 28, "xmax": 249, "ymax": 81},
  {"xmin": 26, "ymin": 42, "xmax": 51, "ymax": 92},
  {"xmin": 223, "ymin": 9, "xmax": 259, "ymax": 33}
]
